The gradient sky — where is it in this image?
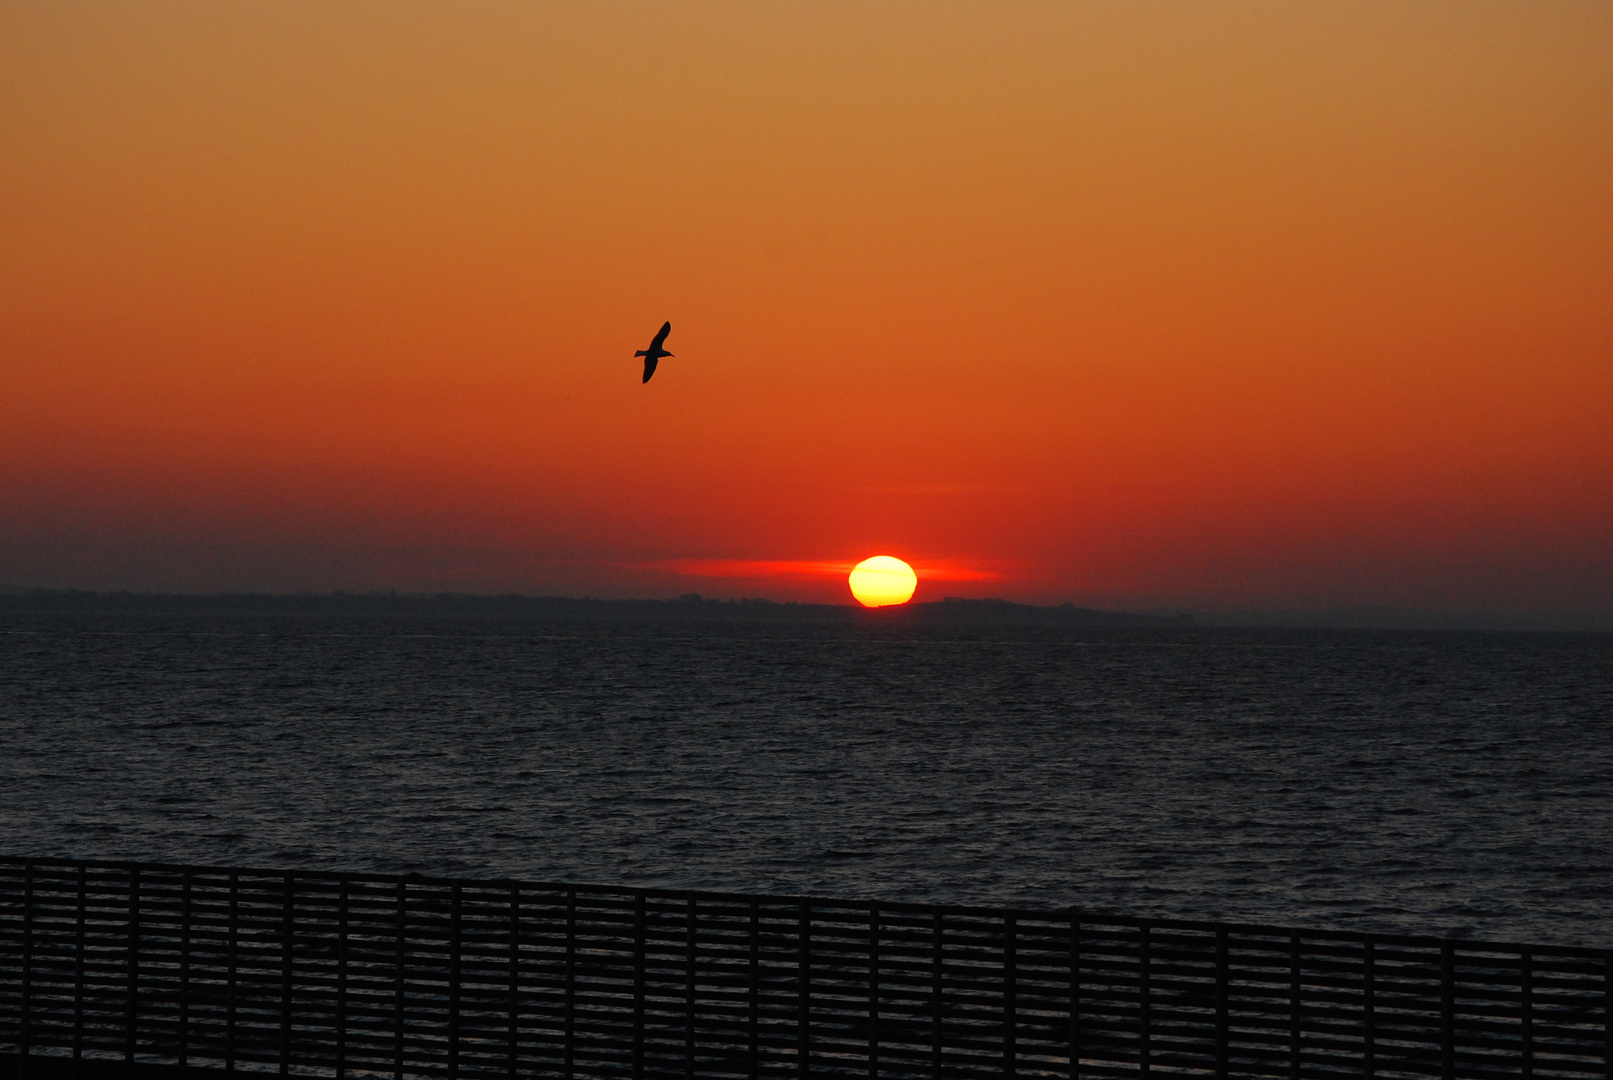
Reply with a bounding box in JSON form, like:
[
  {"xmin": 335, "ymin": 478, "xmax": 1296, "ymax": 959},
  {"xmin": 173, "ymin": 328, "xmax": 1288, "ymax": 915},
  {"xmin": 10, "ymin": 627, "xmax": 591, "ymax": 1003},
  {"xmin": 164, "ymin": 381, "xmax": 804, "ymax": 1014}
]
[{"xmin": 3, "ymin": 2, "xmax": 1610, "ymax": 615}]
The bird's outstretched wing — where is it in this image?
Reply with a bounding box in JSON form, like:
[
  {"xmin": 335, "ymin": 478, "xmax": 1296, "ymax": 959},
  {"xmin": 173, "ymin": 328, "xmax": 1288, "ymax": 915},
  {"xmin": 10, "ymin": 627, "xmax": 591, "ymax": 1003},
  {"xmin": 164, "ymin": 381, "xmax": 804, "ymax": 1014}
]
[
  {"xmin": 642, "ymin": 355, "xmax": 660, "ymax": 383},
  {"xmin": 650, "ymin": 321, "xmax": 671, "ymax": 350}
]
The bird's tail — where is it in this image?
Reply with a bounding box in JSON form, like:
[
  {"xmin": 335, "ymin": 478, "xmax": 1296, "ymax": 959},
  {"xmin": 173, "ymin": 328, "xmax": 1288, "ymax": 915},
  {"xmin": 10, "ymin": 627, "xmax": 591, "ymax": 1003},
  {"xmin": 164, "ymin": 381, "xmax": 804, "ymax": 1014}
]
[{"xmin": 634, "ymin": 349, "xmax": 648, "ymax": 357}]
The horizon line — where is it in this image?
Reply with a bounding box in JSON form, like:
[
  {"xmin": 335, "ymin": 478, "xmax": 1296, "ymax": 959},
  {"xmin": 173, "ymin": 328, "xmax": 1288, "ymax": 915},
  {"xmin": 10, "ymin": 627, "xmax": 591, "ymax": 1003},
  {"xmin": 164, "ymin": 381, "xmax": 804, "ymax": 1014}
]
[{"xmin": 1, "ymin": 587, "xmax": 1609, "ymax": 633}]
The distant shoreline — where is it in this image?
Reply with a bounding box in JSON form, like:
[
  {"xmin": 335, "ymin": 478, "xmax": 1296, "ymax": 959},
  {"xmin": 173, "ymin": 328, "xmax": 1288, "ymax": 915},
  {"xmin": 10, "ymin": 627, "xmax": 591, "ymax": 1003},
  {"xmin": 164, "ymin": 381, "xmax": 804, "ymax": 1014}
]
[
  {"xmin": 4, "ymin": 590, "xmax": 1606, "ymax": 633},
  {"xmin": 0, "ymin": 589, "xmax": 1192, "ymax": 626}
]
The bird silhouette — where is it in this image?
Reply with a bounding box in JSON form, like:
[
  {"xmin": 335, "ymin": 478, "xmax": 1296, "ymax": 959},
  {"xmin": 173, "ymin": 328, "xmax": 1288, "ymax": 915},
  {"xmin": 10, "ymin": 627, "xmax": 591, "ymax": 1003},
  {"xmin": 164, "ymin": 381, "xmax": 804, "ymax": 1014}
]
[{"xmin": 634, "ymin": 321, "xmax": 673, "ymax": 383}]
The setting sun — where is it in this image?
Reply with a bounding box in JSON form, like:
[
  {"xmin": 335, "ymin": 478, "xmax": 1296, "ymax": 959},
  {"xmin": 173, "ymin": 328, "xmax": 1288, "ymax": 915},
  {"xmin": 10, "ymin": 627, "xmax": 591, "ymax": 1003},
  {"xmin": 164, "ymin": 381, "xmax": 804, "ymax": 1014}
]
[{"xmin": 848, "ymin": 556, "xmax": 918, "ymax": 608}]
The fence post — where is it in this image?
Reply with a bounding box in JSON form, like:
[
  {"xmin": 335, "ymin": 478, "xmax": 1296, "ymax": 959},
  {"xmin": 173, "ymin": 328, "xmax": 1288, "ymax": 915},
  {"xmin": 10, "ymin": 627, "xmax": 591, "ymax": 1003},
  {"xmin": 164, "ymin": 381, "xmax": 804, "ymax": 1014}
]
[
  {"xmin": 337, "ymin": 878, "xmax": 349, "ymax": 1080},
  {"xmin": 395, "ymin": 879, "xmax": 407, "ymax": 1080},
  {"xmin": 226, "ymin": 872, "xmax": 239, "ymax": 1076},
  {"xmin": 509, "ymin": 886, "xmax": 522, "ymax": 1080},
  {"xmin": 179, "ymin": 870, "xmax": 191, "ymax": 1070},
  {"xmin": 1363, "ymin": 939, "xmax": 1375, "ymax": 1080},
  {"xmin": 932, "ymin": 913, "xmax": 944, "ymax": 1076},
  {"xmin": 1290, "ymin": 933, "xmax": 1301, "ymax": 1080},
  {"xmin": 1521, "ymin": 946, "xmax": 1533, "ymax": 1080},
  {"xmin": 686, "ymin": 895, "xmax": 697, "ymax": 1080},
  {"xmin": 1004, "ymin": 914, "xmax": 1017, "ymax": 1080},
  {"xmin": 1441, "ymin": 942, "xmax": 1456, "ymax": 1080},
  {"xmin": 20, "ymin": 863, "xmax": 33, "ymax": 1075},
  {"xmin": 126, "ymin": 865, "xmax": 140, "ymax": 1075},
  {"xmin": 1139, "ymin": 924, "xmax": 1150, "ymax": 1080},
  {"xmin": 564, "ymin": 888, "xmax": 576, "ymax": 1080},
  {"xmin": 449, "ymin": 884, "xmax": 463, "ymax": 1080},
  {"xmin": 633, "ymin": 893, "xmax": 646, "ymax": 1080},
  {"xmin": 74, "ymin": 865, "xmax": 86, "ymax": 1070},
  {"xmin": 868, "ymin": 905, "xmax": 879, "ymax": 1080},
  {"xmin": 281, "ymin": 874, "xmax": 294, "ymax": 1078},
  {"xmin": 1215, "ymin": 928, "xmax": 1229, "ymax": 1080},
  {"xmin": 1602, "ymin": 952, "xmax": 1610, "ymax": 1080},
  {"xmin": 1069, "ymin": 916, "xmax": 1081, "ymax": 1080},
  {"xmin": 798, "ymin": 900, "xmax": 811, "ymax": 1080},
  {"xmin": 748, "ymin": 900, "xmax": 760, "ymax": 1079}
]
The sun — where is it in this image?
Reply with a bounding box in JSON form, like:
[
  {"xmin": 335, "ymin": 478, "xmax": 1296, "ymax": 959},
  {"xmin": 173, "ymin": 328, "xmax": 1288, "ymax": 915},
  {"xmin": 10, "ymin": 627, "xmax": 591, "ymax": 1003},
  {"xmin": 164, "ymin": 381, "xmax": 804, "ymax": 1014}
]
[{"xmin": 848, "ymin": 556, "xmax": 918, "ymax": 608}]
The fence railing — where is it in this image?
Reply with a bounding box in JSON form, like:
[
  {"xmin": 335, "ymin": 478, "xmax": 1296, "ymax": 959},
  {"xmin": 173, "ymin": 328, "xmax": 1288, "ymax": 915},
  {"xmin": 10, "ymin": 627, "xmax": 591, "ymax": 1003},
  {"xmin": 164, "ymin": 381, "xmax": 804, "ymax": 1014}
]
[{"xmin": 1, "ymin": 857, "xmax": 1609, "ymax": 1079}]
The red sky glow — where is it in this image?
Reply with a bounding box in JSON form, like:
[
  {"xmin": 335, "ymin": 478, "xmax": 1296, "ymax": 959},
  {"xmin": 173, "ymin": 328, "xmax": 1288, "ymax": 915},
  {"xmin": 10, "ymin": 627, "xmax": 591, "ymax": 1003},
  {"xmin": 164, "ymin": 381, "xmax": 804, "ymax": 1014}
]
[{"xmin": 2, "ymin": 2, "xmax": 1610, "ymax": 621}]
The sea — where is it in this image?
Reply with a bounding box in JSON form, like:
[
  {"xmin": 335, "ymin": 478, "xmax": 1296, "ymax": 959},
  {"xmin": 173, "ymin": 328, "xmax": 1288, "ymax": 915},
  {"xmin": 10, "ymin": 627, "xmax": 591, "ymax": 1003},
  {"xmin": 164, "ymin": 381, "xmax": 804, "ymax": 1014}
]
[{"xmin": 2, "ymin": 606, "xmax": 1610, "ymax": 948}]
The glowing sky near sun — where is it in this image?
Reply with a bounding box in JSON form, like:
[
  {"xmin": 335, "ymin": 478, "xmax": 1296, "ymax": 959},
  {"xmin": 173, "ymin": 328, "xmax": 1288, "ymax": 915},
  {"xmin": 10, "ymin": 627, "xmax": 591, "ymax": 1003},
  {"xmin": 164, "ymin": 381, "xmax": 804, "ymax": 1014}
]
[{"xmin": 1, "ymin": 2, "xmax": 1609, "ymax": 615}]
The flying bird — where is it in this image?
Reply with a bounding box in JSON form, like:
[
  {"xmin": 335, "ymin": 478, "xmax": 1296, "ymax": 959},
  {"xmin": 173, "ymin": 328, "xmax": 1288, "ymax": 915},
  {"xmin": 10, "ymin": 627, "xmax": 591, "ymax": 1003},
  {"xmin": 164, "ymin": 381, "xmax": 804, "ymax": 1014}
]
[{"xmin": 634, "ymin": 321, "xmax": 673, "ymax": 383}]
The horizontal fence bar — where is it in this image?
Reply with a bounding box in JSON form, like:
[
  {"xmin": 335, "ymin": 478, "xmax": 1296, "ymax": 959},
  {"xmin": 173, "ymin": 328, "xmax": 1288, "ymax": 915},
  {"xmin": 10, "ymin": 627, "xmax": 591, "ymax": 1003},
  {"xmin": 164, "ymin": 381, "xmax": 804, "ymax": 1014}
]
[{"xmin": 1, "ymin": 856, "xmax": 1609, "ymax": 1079}]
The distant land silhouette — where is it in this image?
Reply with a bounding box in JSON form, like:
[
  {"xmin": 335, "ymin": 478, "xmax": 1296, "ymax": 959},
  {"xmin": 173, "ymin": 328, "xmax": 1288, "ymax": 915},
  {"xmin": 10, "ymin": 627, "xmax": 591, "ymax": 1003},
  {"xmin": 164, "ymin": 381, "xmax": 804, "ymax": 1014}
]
[{"xmin": 0, "ymin": 590, "xmax": 1191, "ymax": 626}]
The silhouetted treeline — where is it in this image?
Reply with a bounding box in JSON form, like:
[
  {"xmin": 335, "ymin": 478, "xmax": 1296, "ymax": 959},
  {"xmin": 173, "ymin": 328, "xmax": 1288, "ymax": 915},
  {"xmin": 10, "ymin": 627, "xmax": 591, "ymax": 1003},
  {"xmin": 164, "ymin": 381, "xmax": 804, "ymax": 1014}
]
[{"xmin": 0, "ymin": 589, "xmax": 1191, "ymax": 626}]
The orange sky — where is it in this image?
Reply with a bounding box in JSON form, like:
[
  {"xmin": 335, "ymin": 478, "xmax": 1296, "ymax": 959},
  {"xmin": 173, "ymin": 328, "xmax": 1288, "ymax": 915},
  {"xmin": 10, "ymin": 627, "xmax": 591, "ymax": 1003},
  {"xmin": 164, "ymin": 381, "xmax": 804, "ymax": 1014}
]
[{"xmin": 3, "ymin": 2, "xmax": 1610, "ymax": 615}]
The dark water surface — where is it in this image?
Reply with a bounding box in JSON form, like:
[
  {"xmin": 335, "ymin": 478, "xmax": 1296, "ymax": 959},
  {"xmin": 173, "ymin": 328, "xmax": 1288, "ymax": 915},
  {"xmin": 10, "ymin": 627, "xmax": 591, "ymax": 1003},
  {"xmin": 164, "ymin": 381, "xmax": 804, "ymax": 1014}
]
[{"xmin": 2, "ymin": 612, "xmax": 1609, "ymax": 946}]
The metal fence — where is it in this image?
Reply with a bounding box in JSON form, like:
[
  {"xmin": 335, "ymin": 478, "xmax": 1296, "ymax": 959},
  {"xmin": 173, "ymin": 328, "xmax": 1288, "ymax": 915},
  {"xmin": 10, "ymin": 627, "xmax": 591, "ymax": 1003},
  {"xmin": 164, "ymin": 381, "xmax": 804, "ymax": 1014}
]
[{"xmin": 1, "ymin": 857, "xmax": 1610, "ymax": 1079}]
